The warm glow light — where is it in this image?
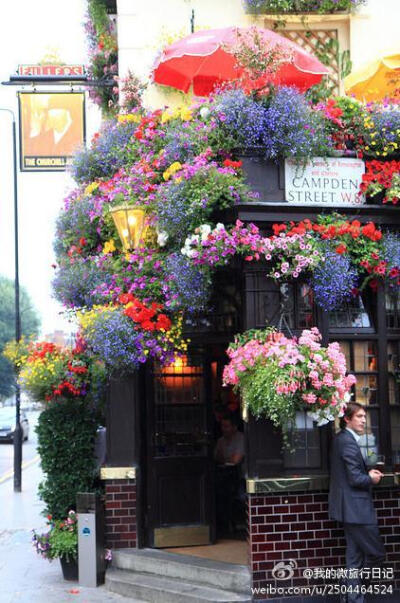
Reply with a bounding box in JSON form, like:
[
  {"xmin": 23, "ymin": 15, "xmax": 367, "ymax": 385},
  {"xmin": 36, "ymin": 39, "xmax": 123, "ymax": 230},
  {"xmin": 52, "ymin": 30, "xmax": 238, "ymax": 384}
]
[
  {"xmin": 162, "ymin": 355, "xmax": 187, "ymax": 375},
  {"xmin": 110, "ymin": 205, "xmax": 147, "ymax": 251}
]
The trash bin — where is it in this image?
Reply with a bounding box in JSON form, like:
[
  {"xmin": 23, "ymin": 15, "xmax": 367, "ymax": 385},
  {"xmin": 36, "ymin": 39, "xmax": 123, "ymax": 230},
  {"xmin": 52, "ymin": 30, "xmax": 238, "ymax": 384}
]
[{"xmin": 76, "ymin": 492, "xmax": 105, "ymax": 587}]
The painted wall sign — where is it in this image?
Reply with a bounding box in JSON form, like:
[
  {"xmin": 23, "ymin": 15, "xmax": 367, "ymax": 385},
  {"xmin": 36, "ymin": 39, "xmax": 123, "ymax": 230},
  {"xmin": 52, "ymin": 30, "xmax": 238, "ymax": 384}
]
[
  {"xmin": 18, "ymin": 64, "xmax": 86, "ymax": 77},
  {"xmin": 18, "ymin": 92, "xmax": 85, "ymax": 172},
  {"xmin": 285, "ymin": 157, "xmax": 365, "ymax": 206}
]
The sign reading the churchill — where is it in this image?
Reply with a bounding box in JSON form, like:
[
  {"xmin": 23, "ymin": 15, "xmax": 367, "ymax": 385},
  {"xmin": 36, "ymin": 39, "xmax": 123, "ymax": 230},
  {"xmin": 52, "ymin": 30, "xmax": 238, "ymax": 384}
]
[{"xmin": 18, "ymin": 92, "xmax": 85, "ymax": 171}]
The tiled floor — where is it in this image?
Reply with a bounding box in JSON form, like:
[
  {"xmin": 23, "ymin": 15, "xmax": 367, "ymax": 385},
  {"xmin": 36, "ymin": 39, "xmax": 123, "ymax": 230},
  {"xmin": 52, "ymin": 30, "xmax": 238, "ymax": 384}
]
[{"xmin": 165, "ymin": 538, "xmax": 248, "ymax": 565}]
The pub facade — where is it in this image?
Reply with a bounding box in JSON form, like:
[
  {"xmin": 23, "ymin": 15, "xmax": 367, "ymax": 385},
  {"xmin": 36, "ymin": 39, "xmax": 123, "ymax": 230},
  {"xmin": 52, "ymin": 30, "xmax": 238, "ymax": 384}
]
[
  {"xmin": 82, "ymin": 1, "xmax": 400, "ymax": 600},
  {"xmin": 101, "ymin": 155, "xmax": 400, "ymax": 599}
]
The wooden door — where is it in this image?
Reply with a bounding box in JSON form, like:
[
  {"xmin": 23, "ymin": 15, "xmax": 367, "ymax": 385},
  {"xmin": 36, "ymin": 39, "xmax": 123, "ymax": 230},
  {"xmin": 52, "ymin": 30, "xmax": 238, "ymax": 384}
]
[{"xmin": 145, "ymin": 354, "xmax": 215, "ymax": 548}]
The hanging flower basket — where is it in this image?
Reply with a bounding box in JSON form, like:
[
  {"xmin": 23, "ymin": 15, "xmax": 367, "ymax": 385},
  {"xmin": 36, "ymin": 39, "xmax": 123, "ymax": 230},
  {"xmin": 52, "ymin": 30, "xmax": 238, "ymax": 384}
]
[{"xmin": 223, "ymin": 326, "xmax": 355, "ymax": 446}]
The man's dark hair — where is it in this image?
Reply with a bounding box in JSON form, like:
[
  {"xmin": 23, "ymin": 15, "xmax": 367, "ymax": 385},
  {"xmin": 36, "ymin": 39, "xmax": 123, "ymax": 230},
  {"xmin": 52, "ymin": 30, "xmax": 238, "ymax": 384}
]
[{"xmin": 340, "ymin": 402, "xmax": 365, "ymax": 429}]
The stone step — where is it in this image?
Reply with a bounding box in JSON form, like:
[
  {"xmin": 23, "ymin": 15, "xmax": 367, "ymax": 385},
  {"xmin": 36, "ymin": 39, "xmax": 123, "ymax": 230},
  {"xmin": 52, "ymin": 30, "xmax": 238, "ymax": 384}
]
[
  {"xmin": 106, "ymin": 568, "xmax": 252, "ymax": 603},
  {"xmin": 112, "ymin": 548, "xmax": 251, "ymax": 595}
]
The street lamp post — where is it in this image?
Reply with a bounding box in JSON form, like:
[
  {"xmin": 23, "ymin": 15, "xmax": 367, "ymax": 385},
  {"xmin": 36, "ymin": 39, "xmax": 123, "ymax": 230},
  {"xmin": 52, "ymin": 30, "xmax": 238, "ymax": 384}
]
[{"xmin": 0, "ymin": 107, "xmax": 22, "ymax": 492}]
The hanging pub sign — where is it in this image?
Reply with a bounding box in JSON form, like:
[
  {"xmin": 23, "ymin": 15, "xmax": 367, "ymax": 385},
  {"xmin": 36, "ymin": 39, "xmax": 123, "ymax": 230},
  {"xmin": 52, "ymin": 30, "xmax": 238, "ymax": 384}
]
[
  {"xmin": 285, "ymin": 157, "xmax": 365, "ymax": 206},
  {"xmin": 18, "ymin": 92, "xmax": 85, "ymax": 171}
]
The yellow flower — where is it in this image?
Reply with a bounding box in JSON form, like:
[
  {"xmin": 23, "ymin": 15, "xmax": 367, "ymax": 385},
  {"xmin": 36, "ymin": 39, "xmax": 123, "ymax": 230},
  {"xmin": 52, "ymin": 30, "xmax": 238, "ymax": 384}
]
[
  {"xmin": 103, "ymin": 240, "xmax": 116, "ymax": 254},
  {"xmin": 84, "ymin": 182, "xmax": 99, "ymax": 196},
  {"xmin": 162, "ymin": 161, "xmax": 182, "ymax": 181},
  {"xmin": 117, "ymin": 113, "xmax": 141, "ymax": 123},
  {"xmin": 180, "ymin": 107, "xmax": 192, "ymax": 121},
  {"xmin": 161, "ymin": 110, "xmax": 173, "ymax": 124}
]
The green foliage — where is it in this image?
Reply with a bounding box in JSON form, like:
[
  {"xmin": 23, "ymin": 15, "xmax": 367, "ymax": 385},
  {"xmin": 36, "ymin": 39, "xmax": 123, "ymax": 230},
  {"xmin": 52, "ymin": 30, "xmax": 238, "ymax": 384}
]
[
  {"xmin": 305, "ymin": 37, "xmax": 353, "ymax": 104},
  {"xmin": 32, "ymin": 510, "xmax": 78, "ymax": 561},
  {"xmin": 86, "ymin": 0, "xmax": 118, "ymax": 115},
  {"xmin": 48, "ymin": 513, "xmax": 78, "ymax": 561},
  {"xmin": 0, "ymin": 276, "xmax": 40, "ymax": 400},
  {"xmin": 36, "ymin": 398, "xmax": 99, "ymax": 519},
  {"xmin": 88, "ymin": 0, "xmax": 110, "ymax": 35}
]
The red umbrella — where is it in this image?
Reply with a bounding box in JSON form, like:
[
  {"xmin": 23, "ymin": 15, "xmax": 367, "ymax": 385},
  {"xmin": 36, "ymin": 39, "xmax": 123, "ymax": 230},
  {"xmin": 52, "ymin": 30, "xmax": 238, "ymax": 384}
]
[{"xmin": 152, "ymin": 26, "xmax": 330, "ymax": 96}]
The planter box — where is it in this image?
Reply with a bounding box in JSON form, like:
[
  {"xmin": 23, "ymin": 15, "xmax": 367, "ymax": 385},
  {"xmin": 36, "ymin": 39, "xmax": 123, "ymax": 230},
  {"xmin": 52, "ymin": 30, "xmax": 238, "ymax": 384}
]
[
  {"xmin": 244, "ymin": 1, "xmax": 351, "ymax": 15},
  {"xmin": 239, "ymin": 154, "xmax": 286, "ymax": 203}
]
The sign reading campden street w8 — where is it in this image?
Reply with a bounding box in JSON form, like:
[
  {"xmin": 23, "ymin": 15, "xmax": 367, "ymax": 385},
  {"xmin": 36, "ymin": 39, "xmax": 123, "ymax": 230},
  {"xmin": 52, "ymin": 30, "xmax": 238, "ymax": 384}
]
[{"xmin": 285, "ymin": 157, "xmax": 365, "ymax": 206}]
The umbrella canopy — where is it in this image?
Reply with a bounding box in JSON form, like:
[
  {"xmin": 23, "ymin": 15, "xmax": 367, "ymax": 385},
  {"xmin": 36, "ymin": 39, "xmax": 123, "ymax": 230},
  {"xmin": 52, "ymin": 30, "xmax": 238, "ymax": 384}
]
[
  {"xmin": 344, "ymin": 54, "xmax": 400, "ymax": 102},
  {"xmin": 152, "ymin": 27, "xmax": 330, "ymax": 96}
]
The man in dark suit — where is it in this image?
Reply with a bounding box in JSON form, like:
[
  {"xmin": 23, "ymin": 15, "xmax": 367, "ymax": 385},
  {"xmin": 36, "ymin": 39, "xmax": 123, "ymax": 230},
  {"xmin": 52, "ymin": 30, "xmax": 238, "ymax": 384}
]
[{"xmin": 329, "ymin": 402, "xmax": 385, "ymax": 603}]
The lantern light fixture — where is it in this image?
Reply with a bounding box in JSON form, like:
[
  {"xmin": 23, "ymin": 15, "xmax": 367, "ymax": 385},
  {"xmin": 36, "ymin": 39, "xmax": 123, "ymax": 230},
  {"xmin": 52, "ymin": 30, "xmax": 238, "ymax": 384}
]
[{"xmin": 110, "ymin": 204, "xmax": 147, "ymax": 251}]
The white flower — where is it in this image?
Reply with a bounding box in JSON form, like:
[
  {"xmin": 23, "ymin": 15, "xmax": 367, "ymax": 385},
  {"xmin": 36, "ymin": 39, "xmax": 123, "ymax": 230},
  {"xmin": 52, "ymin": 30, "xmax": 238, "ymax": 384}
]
[
  {"xmin": 215, "ymin": 223, "xmax": 225, "ymax": 231},
  {"xmin": 157, "ymin": 230, "xmax": 169, "ymax": 247},
  {"xmin": 197, "ymin": 224, "xmax": 212, "ymax": 241},
  {"xmin": 199, "ymin": 224, "xmax": 212, "ymax": 236},
  {"xmin": 199, "ymin": 106, "xmax": 210, "ymax": 119}
]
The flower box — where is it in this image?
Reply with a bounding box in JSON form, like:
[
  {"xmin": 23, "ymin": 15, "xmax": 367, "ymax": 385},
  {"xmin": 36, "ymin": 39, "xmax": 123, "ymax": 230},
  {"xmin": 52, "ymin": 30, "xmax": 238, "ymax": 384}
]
[
  {"xmin": 243, "ymin": 0, "xmax": 361, "ymax": 15},
  {"xmin": 238, "ymin": 153, "xmax": 286, "ymax": 203}
]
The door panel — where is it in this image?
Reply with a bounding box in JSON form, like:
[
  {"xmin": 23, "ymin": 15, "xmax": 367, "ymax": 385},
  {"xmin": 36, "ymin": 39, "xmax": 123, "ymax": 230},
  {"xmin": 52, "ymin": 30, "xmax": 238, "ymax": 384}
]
[{"xmin": 146, "ymin": 354, "xmax": 215, "ymax": 547}]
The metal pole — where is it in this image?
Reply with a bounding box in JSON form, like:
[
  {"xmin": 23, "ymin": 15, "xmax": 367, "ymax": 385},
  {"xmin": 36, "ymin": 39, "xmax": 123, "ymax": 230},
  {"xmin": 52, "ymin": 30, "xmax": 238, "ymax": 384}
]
[
  {"xmin": 190, "ymin": 9, "xmax": 195, "ymax": 34},
  {"xmin": 12, "ymin": 116, "xmax": 22, "ymax": 492},
  {"xmin": 0, "ymin": 107, "xmax": 22, "ymax": 491}
]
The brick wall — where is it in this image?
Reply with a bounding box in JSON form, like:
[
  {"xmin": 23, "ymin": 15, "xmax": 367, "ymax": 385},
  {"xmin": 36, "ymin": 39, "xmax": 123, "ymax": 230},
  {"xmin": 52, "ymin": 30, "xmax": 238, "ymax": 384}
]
[
  {"xmin": 104, "ymin": 478, "xmax": 137, "ymax": 549},
  {"xmin": 248, "ymin": 487, "xmax": 400, "ymax": 598}
]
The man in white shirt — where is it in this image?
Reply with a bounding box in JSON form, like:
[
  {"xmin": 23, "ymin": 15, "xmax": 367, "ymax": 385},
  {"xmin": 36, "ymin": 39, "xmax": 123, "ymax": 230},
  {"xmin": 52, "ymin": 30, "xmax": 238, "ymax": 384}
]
[
  {"xmin": 329, "ymin": 402, "xmax": 385, "ymax": 603},
  {"xmin": 215, "ymin": 415, "xmax": 245, "ymax": 466}
]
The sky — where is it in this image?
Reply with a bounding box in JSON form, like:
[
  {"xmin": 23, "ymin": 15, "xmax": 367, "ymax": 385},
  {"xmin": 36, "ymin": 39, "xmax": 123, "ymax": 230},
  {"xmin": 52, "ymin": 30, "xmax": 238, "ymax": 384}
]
[{"xmin": 0, "ymin": 1, "xmax": 100, "ymax": 338}]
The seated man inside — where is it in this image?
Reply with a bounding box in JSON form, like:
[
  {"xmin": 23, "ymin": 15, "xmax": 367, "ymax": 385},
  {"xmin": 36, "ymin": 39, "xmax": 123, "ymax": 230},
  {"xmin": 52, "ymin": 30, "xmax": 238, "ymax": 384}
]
[{"xmin": 214, "ymin": 414, "xmax": 245, "ymax": 536}]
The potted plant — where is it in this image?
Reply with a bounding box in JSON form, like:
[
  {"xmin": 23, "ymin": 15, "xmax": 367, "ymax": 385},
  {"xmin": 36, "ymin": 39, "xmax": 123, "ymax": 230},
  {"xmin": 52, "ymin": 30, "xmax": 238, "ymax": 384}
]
[
  {"xmin": 32, "ymin": 511, "xmax": 78, "ymax": 581},
  {"xmin": 222, "ymin": 326, "xmax": 356, "ymax": 446}
]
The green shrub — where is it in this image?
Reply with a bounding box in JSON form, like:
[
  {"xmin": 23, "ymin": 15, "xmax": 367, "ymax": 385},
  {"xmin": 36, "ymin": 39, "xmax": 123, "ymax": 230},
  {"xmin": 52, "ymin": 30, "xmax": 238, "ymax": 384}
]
[{"xmin": 36, "ymin": 398, "xmax": 99, "ymax": 519}]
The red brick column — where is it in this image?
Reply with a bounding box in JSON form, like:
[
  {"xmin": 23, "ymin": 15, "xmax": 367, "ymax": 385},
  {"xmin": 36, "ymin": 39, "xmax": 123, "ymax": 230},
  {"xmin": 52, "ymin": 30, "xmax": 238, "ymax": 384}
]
[
  {"xmin": 248, "ymin": 488, "xmax": 400, "ymax": 598},
  {"xmin": 104, "ymin": 478, "xmax": 137, "ymax": 549}
]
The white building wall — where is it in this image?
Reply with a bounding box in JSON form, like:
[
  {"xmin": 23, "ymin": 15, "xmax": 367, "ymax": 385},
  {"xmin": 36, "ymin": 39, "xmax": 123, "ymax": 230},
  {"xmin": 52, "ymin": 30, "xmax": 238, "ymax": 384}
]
[{"xmin": 350, "ymin": 0, "xmax": 400, "ymax": 69}]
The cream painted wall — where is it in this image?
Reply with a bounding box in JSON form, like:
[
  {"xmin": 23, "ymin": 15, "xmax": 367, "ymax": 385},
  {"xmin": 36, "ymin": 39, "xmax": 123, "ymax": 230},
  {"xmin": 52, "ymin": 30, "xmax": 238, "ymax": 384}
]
[
  {"xmin": 117, "ymin": 0, "xmax": 400, "ymax": 110},
  {"xmin": 350, "ymin": 0, "xmax": 400, "ymax": 69}
]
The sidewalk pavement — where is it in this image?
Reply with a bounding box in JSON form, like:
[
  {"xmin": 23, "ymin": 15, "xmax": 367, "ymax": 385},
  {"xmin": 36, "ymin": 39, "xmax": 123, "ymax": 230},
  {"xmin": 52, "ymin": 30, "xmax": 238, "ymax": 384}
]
[{"xmin": 0, "ymin": 458, "xmax": 140, "ymax": 603}]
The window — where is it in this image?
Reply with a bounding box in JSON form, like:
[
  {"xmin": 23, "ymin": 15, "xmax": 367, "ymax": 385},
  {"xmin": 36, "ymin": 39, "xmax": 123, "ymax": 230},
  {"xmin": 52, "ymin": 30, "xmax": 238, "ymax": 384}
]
[
  {"xmin": 336, "ymin": 340, "xmax": 380, "ymax": 461},
  {"xmin": 153, "ymin": 355, "xmax": 207, "ymax": 458},
  {"xmin": 244, "ymin": 268, "xmax": 315, "ymax": 332},
  {"xmin": 386, "ymin": 288, "xmax": 400, "ymax": 330},
  {"xmin": 329, "ymin": 295, "xmax": 374, "ymax": 331},
  {"xmin": 284, "ymin": 411, "xmax": 321, "ymax": 469}
]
